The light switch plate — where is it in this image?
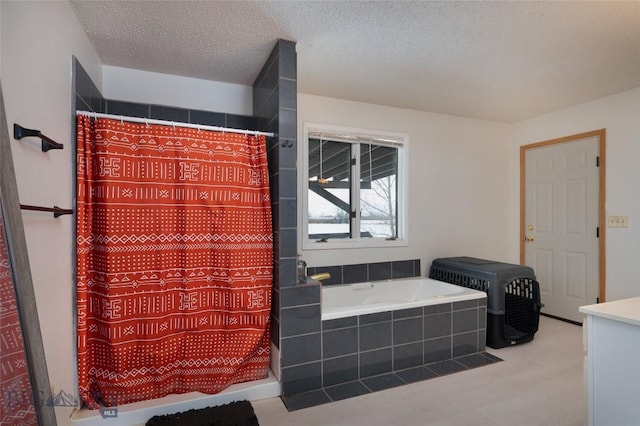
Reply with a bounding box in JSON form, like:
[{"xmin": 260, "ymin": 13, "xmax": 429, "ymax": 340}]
[{"xmin": 608, "ymin": 215, "xmax": 628, "ymax": 228}]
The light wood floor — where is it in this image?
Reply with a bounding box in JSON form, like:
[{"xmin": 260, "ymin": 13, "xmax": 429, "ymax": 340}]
[{"xmin": 253, "ymin": 316, "xmax": 585, "ymax": 426}]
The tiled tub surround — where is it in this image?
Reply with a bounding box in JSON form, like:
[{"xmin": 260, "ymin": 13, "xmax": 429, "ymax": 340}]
[
  {"xmin": 278, "ymin": 259, "xmax": 422, "ymax": 392},
  {"xmin": 306, "ymin": 259, "xmax": 421, "ymax": 286},
  {"xmin": 280, "ymin": 277, "xmax": 494, "ymax": 411}
]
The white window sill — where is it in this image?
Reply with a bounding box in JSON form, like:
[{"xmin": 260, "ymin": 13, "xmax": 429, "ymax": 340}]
[{"xmin": 302, "ymin": 238, "xmax": 408, "ymax": 251}]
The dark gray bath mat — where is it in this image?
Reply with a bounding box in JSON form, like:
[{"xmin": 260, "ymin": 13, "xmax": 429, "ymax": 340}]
[{"xmin": 146, "ymin": 400, "xmax": 259, "ymax": 426}]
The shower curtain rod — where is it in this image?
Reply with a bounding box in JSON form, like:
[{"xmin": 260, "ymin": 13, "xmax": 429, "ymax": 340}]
[{"xmin": 76, "ymin": 111, "xmax": 274, "ymax": 137}]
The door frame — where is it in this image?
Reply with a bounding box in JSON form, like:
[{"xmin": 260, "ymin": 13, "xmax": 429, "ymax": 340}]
[{"xmin": 520, "ymin": 129, "xmax": 606, "ymax": 303}]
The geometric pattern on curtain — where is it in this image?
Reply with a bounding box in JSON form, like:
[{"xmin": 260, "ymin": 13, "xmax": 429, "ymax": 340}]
[
  {"xmin": 0, "ymin": 217, "xmax": 37, "ymax": 425},
  {"xmin": 76, "ymin": 115, "xmax": 272, "ymax": 408}
]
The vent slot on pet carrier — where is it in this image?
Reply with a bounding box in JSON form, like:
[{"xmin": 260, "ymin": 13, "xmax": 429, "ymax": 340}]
[{"xmin": 429, "ymin": 268, "xmax": 490, "ymax": 293}]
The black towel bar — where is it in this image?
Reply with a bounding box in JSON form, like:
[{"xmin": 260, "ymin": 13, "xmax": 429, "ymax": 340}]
[
  {"xmin": 20, "ymin": 204, "xmax": 73, "ymax": 218},
  {"xmin": 13, "ymin": 123, "xmax": 64, "ymax": 152}
]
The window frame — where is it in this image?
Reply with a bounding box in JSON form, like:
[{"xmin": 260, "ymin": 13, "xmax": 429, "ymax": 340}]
[{"xmin": 302, "ymin": 123, "xmax": 409, "ymax": 250}]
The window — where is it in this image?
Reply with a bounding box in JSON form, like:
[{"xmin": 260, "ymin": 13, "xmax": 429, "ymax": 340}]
[{"xmin": 303, "ymin": 124, "xmax": 408, "ymax": 249}]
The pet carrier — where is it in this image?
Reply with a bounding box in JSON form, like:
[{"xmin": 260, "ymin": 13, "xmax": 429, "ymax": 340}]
[{"xmin": 429, "ymin": 256, "xmax": 542, "ymax": 349}]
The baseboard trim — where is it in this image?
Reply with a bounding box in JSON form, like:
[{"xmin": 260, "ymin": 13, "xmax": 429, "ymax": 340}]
[{"xmin": 540, "ymin": 312, "xmax": 582, "ymax": 326}]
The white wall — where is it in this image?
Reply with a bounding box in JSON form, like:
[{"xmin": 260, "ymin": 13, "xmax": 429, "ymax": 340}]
[
  {"xmin": 102, "ymin": 65, "xmax": 253, "ymax": 116},
  {"xmin": 512, "ymin": 87, "xmax": 640, "ymax": 302},
  {"xmin": 298, "ymin": 94, "xmax": 514, "ymax": 274},
  {"xmin": 1, "ymin": 2, "xmax": 102, "ymax": 423},
  {"xmin": 2, "ymin": 1, "xmax": 637, "ymax": 420}
]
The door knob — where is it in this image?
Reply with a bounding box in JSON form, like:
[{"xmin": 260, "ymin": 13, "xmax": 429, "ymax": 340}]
[{"xmin": 524, "ymin": 235, "xmax": 535, "ymax": 242}]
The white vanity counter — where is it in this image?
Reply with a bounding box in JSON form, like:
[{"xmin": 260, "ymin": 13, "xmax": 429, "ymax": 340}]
[
  {"xmin": 580, "ymin": 297, "xmax": 640, "ymax": 426},
  {"xmin": 580, "ymin": 296, "xmax": 640, "ymax": 326}
]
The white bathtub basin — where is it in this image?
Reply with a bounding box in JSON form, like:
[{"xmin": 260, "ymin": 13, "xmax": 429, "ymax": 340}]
[{"xmin": 321, "ymin": 277, "xmax": 485, "ymax": 321}]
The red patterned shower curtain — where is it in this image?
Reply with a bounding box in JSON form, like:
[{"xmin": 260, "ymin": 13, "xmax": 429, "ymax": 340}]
[
  {"xmin": 0, "ymin": 218, "xmax": 37, "ymax": 425},
  {"xmin": 76, "ymin": 115, "xmax": 273, "ymax": 408}
]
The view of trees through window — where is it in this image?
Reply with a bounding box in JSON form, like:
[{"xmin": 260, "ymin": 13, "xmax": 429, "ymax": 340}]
[{"xmin": 308, "ymin": 137, "xmax": 399, "ymax": 241}]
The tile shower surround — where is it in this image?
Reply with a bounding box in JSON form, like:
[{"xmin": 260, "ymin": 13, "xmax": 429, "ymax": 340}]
[
  {"xmin": 74, "ymin": 39, "xmax": 298, "ymax": 361},
  {"xmin": 73, "ymin": 59, "xmax": 256, "ymax": 129},
  {"xmin": 253, "ymin": 40, "xmax": 298, "ymax": 358}
]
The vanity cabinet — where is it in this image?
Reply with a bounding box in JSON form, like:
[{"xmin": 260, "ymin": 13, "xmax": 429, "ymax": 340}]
[{"xmin": 580, "ymin": 297, "xmax": 640, "ymax": 426}]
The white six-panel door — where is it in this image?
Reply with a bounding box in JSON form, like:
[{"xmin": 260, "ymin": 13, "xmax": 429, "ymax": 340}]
[{"xmin": 523, "ymin": 135, "xmax": 601, "ymax": 323}]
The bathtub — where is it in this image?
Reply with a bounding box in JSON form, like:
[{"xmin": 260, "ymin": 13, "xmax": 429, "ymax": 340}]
[
  {"xmin": 322, "ymin": 277, "xmax": 485, "ymax": 321},
  {"xmin": 314, "ymin": 276, "xmax": 488, "ymax": 390}
]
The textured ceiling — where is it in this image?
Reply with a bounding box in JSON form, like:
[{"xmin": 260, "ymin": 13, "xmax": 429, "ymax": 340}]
[{"xmin": 71, "ymin": 1, "xmax": 640, "ymax": 123}]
